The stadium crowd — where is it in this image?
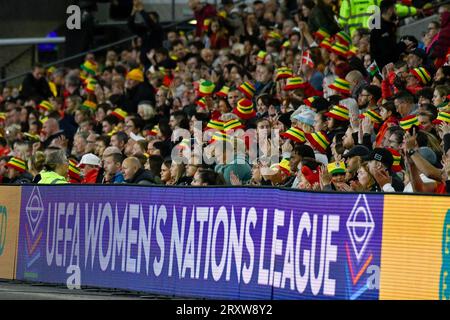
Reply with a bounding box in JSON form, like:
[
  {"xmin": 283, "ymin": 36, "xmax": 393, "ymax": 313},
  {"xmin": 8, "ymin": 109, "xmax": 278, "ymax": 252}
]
[{"xmin": 0, "ymin": 0, "xmax": 450, "ymax": 193}]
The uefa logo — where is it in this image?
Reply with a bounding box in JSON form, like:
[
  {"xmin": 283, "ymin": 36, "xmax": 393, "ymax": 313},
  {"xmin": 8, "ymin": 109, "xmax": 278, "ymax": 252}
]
[{"xmin": 0, "ymin": 205, "xmax": 7, "ymax": 257}]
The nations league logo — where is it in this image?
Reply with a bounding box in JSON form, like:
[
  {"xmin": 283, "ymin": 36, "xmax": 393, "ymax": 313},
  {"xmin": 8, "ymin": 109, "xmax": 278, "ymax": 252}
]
[
  {"xmin": 345, "ymin": 194, "xmax": 377, "ymax": 299},
  {"xmin": 24, "ymin": 187, "xmax": 44, "ymax": 274},
  {"xmin": 0, "ymin": 205, "xmax": 7, "ymax": 257}
]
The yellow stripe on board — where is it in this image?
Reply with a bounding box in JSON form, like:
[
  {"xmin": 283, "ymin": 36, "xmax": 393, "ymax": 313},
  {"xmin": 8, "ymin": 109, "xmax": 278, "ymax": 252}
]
[{"xmin": 380, "ymin": 195, "xmax": 450, "ymax": 300}]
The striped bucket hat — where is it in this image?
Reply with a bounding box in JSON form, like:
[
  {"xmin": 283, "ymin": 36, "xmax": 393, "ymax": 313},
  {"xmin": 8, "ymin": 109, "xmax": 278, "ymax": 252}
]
[
  {"xmin": 305, "ymin": 131, "xmax": 331, "ymax": 154},
  {"xmin": 314, "ymin": 28, "xmax": 331, "ymax": 41},
  {"xmin": 281, "ymin": 126, "xmax": 306, "ymax": 144},
  {"xmin": 111, "ymin": 108, "xmax": 128, "ymax": 121},
  {"xmin": 215, "ymin": 86, "xmax": 230, "ymax": 98},
  {"xmin": 410, "ymin": 67, "xmax": 432, "ymax": 85},
  {"xmin": 6, "ymin": 157, "xmax": 27, "ymax": 173},
  {"xmin": 238, "ymin": 81, "xmax": 256, "ymax": 99},
  {"xmin": 399, "ymin": 115, "xmax": 419, "ymax": 130},
  {"xmin": 233, "ymin": 98, "xmax": 256, "ymax": 120},
  {"xmin": 325, "ymin": 105, "xmax": 350, "ymax": 121},
  {"xmin": 319, "ymin": 38, "xmax": 332, "ymax": 50},
  {"xmin": 283, "ymin": 77, "xmax": 307, "ymax": 91},
  {"xmin": 80, "ymin": 59, "xmax": 98, "ymax": 76},
  {"xmin": 257, "ymin": 50, "xmax": 267, "ymax": 62},
  {"xmin": 199, "ymin": 80, "xmax": 215, "ymax": 97},
  {"xmin": 81, "ymin": 100, "xmax": 97, "ymax": 112},
  {"xmin": 328, "ymin": 78, "xmax": 351, "ymax": 96},
  {"xmin": 271, "ymin": 159, "xmax": 292, "ymax": 176},
  {"xmin": 275, "ymin": 67, "xmax": 293, "ymax": 81},
  {"xmin": 223, "ymin": 119, "xmax": 245, "ymax": 131},
  {"xmin": 196, "ymin": 97, "xmax": 207, "ymax": 109},
  {"xmin": 359, "ymin": 109, "xmax": 383, "ymax": 124},
  {"xmin": 335, "ymin": 31, "xmax": 351, "ymax": 47},
  {"xmin": 68, "ymin": 159, "xmax": 81, "ymax": 183},
  {"xmin": 386, "ymin": 148, "xmax": 402, "ymax": 173},
  {"xmin": 38, "ymin": 100, "xmax": 54, "ymax": 112},
  {"xmin": 206, "ymin": 119, "xmax": 224, "ymax": 131},
  {"xmin": 330, "ymin": 42, "xmax": 349, "ymax": 58}
]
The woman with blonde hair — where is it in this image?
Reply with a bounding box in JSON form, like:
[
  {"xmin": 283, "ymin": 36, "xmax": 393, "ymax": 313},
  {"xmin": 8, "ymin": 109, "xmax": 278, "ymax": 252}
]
[{"xmin": 354, "ymin": 162, "xmax": 377, "ymax": 192}]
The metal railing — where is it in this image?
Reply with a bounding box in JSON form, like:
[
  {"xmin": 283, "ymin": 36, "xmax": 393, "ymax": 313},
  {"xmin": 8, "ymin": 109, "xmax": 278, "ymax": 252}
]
[
  {"xmin": 0, "ymin": 37, "xmax": 65, "ymax": 46},
  {"xmin": 0, "ymin": 16, "xmax": 194, "ymax": 89}
]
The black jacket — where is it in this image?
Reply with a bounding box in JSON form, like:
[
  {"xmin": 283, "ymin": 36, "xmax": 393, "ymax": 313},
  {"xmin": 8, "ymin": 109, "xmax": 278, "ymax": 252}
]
[
  {"xmin": 126, "ymin": 168, "xmax": 156, "ymax": 185},
  {"xmin": 128, "ymin": 10, "xmax": 164, "ymax": 70},
  {"xmin": 370, "ymin": 19, "xmax": 406, "ymax": 70},
  {"xmin": 20, "ymin": 73, "xmax": 52, "ymax": 101},
  {"xmin": 123, "ymin": 81, "xmax": 156, "ymax": 114},
  {"xmin": 11, "ymin": 172, "xmax": 33, "ymax": 184}
]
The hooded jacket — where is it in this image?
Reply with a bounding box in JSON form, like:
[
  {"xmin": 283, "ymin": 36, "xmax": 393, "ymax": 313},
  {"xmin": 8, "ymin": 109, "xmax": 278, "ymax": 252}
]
[{"xmin": 125, "ymin": 168, "xmax": 156, "ymax": 185}]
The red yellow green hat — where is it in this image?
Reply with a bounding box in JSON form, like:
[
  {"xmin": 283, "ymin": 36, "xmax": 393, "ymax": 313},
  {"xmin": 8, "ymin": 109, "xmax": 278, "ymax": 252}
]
[
  {"xmin": 68, "ymin": 159, "xmax": 81, "ymax": 183},
  {"xmin": 199, "ymin": 80, "xmax": 215, "ymax": 97},
  {"xmin": 209, "ymin": 131, "xmax": 231, "ymax": 144},
  {"xmin": 206, "ymin": 119, "xmax": 224, "ymax": 131},
  {"xmin": 327, "ymin": 161, "xmax": 346, "ymax": 175},
  {"xmin": 111, "ymin": 108, "xmax": 128, "ymax": 121},
  {"xmin": 304, "ymin": 96, "xmax": 319, "ymax": 107},
  {"xmin": 399, "ymin": 115, "xmax": 419, "ymax": 130},
  {"xmin": 80, "ymin": 60, "xmax": 97, "ymax": 76},
  {"xmin": 147, "ymin": 125, "xmax": 160, "ymax": 136},
  {"xmin": 325, "ymin": 105, "xmax": 350, "ymax": 121},
  {"xmin": 267, "ymin": 30, "xmax": 282, "ymax": 40},
  {"xmin": 81, "ymin": 100, "xmax": 97, "ymax": 112},
  {"xmin": 126, "ymin": 68, "xmax": 144, "ymax": 82},
  {"xmin": 223, "ymin": 119, "xmax": 245, "ymax": 131},
  {"xmin": 319, "ymin": 38, "xmax": 332, "ymax": 50},
  {"xmin": 85, "ymin": 78, "xmax": 97, "ymax": 94},
  {"xmin": 283, "ymin": 77, "xmax": 307, "ymax": 91},
  {"xmin": 335, "ymin": 31, "xmax": 351, "ymax": 47},
  {"xmin": 275, "ymin": 67, "xmax": 293, "ymax": 81},
  {"xmin": 410, "ymin": 67, "xmax": 431, "ymax": 85},
  {"xmin": 233, "ymin": 98, "xmax": 256, "ymax": 120},
  {"xmin": 432, "ymin": 111, "xmax": 450, "ymax": 125},
  {"xmin": 281, "ymin": 126, "xmax": 306, "ymax": 144},
  {"xmin": 282, "ymin": 40, "xmax": 290, "ymax": 48},
  {"xmin": 271, "ymin": 159, "xmax": 292, "ymax": 176},
  {"xmin": 314, "ymin": 28, "xmax": 331, "ymax": 41},
  {"xmin": 328, "ymin": 78, "xmax": 351, "ymax": 96},
  {"xmin": 386, "ymin": 148, "xmax": 402, "ymax": 173},
  {"xmin": 38, "ymin": 100, "xmax": 54, "ymax": 112},
  {"xmin": 359, "ymin": 109, "xmax": 383, "ymax": 124},
  {"xmin": 23, "ymin": 132, "xmax": 40, "ymax": 142},
  {"xmin": 196, "ymin": 97, "xmax": 207, "ymax": 109},
  {"xmin": 5, "ymin": 157, "xmax": 27, "ymax": 173},
  {"xmin": 238, "ymin": 81, "xmax": 256, "ymax": 99},
  {"xmin": 306, "ymin": 131, "xmax": 331, "ymax": 154},
  {"xmin": 215, "ymin": 86, "xmax": 230, "ymax": 98},
  {"xmin": 0, "ymin": 112, "xmax": 6, "ymax": 123},
  {"xmin": 330, "ymin": 42, "xmax": 350, "ymax": 58},
  {"xmin": 257, "ymin": 50, "xmax": 267, "ymax": 62}
]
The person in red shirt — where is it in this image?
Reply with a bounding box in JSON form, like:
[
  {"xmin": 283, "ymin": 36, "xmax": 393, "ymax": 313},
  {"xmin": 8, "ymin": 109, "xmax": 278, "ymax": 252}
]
[
  {"xmin": 188, "ymin": 0, "xmax": 217, "ymax": 38},
  {"xmin": 78, "ymin": 153, "xmax": 101, "ymax": 184}
]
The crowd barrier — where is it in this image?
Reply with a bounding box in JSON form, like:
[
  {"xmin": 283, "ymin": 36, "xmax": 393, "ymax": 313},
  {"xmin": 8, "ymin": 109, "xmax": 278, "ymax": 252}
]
[{"xmin": 0, "ymin": 185, "xmax": 448, "ymax": 300}]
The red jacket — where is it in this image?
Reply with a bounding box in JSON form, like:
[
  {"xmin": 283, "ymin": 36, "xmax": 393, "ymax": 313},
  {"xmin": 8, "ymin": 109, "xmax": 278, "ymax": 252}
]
[
  {"xmin": 194, "ymin": 4, "xmax": 217, "ymax": 37},
  {"xmin": 429, "ymin": 12, "xmax": 450, "ymax": 65},
  {"xmin": 81, "ymin": 168, "xmax": 99, "ymax": 184}
]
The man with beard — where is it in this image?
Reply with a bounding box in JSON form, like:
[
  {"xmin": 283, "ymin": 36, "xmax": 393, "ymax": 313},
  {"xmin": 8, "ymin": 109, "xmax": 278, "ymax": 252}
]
[{"xmin": 357, "ymin": 85, "xmax": 382, "ymax": 113}]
